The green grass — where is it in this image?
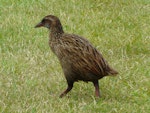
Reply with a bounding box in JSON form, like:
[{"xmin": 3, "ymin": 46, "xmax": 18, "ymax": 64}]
[{"xmin": 0, "ymin": 0, "xmax": 150, "ymax": 112}]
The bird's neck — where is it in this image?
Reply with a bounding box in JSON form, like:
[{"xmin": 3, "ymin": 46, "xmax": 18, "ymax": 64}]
[{"xmin": 50, "ymin": 26, "xmax": 64, "ymax": 39}]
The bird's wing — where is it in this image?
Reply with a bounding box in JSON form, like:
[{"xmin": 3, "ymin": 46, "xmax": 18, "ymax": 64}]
[{"xmin": 57, "ymin": 34, "xmax": 108, "ymax": 76}]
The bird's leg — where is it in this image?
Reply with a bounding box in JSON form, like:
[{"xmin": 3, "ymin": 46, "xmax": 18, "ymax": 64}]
[
  {"xmin": 59, "ymin": 81, "xmax": 74, "ymax": 98},
  {"xmin": 93, "ymin": 80, "xmax": 100, "ymax": 97}
]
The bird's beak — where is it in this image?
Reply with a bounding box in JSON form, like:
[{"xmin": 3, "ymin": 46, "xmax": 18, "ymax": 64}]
[{"xmin": 35, "ymin": 22, "xmax": 43, "ymax": 28}]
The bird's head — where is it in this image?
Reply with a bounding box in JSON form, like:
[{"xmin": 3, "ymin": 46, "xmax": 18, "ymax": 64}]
[{"xmin": 35, "ymin": 15, "xmax": 63, "ymax": 33}]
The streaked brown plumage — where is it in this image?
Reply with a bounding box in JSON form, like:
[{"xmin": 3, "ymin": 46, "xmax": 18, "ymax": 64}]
[{"xmin": 35, "ymin": 15, "xmax": 118, "ymax": 98}]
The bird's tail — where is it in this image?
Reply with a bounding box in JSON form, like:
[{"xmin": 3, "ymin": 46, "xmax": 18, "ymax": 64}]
[{"xmin": 106, "ymin": 66, "xmax": 118, "ymax": 76}]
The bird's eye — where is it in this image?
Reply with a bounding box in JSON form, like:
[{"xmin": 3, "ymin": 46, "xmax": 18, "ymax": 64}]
[{"xmin": 42, "ymin": 19, "xmax": 45, "ymax": 23}]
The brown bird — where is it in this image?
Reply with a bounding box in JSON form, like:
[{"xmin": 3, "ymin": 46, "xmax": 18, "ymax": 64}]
[{"xmin": 35, "ymin": 15, "xmax": 118, "ymax": 98}]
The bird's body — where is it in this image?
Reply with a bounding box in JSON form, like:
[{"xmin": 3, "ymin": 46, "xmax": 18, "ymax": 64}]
[
  {"xmin": 50, "ymin": 33, "xmax": 116, "ymax": 82},
  {"xmin": 35, "ymin": 15, "xmax": 118, "ymax": 98}
]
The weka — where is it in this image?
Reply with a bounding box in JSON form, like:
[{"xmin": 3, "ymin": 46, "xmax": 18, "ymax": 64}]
[{"xmin": 35, "ymin": 15, "xmax": 118, "ymax": 98}]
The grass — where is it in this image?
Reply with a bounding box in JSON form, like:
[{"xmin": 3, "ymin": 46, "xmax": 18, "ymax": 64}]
[{"xmin": 0, "ymin": 0, "xmax": 150, "ymax": 112}]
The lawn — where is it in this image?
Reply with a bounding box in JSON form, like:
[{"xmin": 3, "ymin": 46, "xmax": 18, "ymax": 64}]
[{"xmin": 0, "ymin": 0, "xmax": 150, "ymax": 112}]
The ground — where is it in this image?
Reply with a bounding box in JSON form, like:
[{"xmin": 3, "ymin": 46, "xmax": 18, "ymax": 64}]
[{"xmin": 0, "ymin": 0, "xmax": 150, "ymax": 112}]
